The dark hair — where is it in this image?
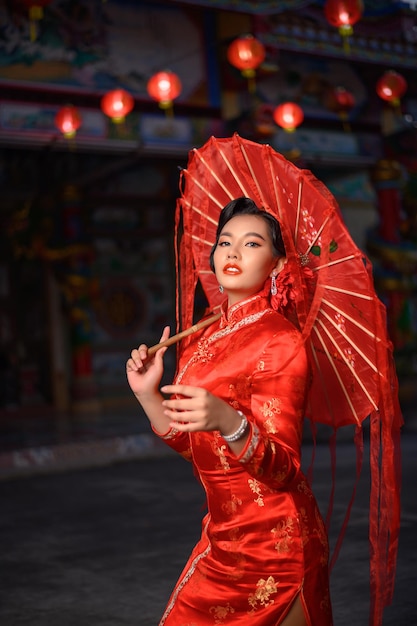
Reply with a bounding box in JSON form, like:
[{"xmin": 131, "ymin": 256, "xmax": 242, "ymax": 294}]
[{"xmin": 209, "ymin": 197, "xmax": 285, "ymax": 272}]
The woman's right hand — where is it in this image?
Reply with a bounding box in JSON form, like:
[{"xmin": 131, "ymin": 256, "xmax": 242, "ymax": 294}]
[{"xmin": 126, "ymin": 326, "xmax": 170, "ymax": 399}]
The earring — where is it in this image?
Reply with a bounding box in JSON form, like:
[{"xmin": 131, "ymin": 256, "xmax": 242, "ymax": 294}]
[
  {"xmin": 270, "ymin": 272, "xmax": 277, "ymax": 296},
  {"xmin": 219, "ymin": 285, "xmax": 224, "ymax": 294}
]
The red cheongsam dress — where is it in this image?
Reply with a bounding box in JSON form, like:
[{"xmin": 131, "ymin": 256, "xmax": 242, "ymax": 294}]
[{"xmin": 155, "ymin": 294, "xmax": 333, "ymax": 626}]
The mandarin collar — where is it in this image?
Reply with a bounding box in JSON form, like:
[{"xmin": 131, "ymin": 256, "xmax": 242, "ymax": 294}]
[{"xmin": 219, "ymin": 294, "xmax": 270, "ymax": 329}]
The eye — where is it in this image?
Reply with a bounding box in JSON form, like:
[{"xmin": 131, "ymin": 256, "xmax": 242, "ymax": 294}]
[
  {"xmin": 218, "ymin": 240, "xmax": 230, "ymax": 247},
  {"xmin": 246, "ymin": 241, "xmax": 261, "ymax": 247}
]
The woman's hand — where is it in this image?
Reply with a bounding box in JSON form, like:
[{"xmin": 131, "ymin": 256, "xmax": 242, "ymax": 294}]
[
  {"xmin": 160, "ymin": 383, "xmax": 243, "ymax": 436},
  {"xmin": 126, "ymin": 326, "xmax": 170, "ymax": 400}
]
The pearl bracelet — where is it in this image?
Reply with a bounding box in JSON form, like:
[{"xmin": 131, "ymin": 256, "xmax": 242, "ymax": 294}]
[{"xmin": 221, "ymin": 411, "xmax": 248, "ymax": 443}]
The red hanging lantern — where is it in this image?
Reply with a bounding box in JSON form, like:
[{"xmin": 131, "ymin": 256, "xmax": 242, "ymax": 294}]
[
  {"xmin": 22, "ymin": 0, "xmax": 53, "ymax": 40},
  {"xmin": 147, "ymin": 71, "xmax": 182, "ymax": 112},
  {"xmin": 324, "ymin": 85, "xmax": 355, "ymax": 131},
  {"xmin": 273, "ymin": 102, "xmax": 304, "ymax": 132},
  {"xmin": 55, "ymin": 105, "xmax": 82, "ymax": 139},
  {"xmin": 227, "ymin": 34, "xmax": 266, "ymax": 93},
  {"xmin": 324, "ymin": 0, "xmax": 364, "ymax": 52},
  {"xmin": 101, "ymin": 89, "xmax": 134, "ymax": 123},
  {"xmin": 253, "ymin": 103, "xmax": 276, "ymax": 138},
  {"xmin": 376, "ymin": 71, "xmax": 408, "ymax": 107},
  {"xmin": 325, "ymin": 86, "xmax": 355, "ymax": 115}
]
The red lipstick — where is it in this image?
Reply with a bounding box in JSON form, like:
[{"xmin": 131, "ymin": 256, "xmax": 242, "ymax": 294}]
[{"xmin": 223, "ymin": 263, "xmax": 242, "ymax": 274}]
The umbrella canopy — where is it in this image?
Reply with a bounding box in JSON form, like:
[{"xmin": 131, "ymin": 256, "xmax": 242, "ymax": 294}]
[
  {"xmin": 176, "ymin": 133, "xmax": 400, "ymax": 430},
  {"xmin": 175, "ymin": 133, "xmax": 403, "ymax": 626}
]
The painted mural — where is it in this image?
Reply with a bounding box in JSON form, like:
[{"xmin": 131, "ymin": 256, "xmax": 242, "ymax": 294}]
[{"xmin": 0, "ymin": 0, "xmax": 212, "ymax": 106}]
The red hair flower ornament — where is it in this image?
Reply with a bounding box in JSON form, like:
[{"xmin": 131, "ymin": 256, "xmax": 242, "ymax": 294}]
[{"xmin": 267, "ymin": 263, "xmax": 315, "ymax": 317}]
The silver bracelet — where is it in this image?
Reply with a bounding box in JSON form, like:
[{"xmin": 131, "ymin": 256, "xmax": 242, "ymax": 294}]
[{"xmin": 221, "ymin": 411, "xmax": 248, "ymax": 443}]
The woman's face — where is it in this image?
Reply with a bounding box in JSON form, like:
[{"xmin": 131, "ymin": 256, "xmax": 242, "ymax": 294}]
[{"xmin": 213, "ymin": 214, "xmax": 285, "ymax": 306}]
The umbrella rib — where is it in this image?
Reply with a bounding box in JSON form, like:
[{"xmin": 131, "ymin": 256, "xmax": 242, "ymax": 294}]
[
  {"xmin": 182, "ymin": 197, "xmax": 219, "ymax": 225},
  {"xmin": 321, "ymin": 297, "xmax": 378, "ymax": 340},
  {"xmin": 314, "ymin": 317, "xmax": 379, "ymax": 412},
  {"xmin": 318, "ymin": 308, "xmax": 379, "ymax": 373},
  {"xmin": 323, "ymin": 284, "xmax": 372, "ymax": 300},
  {"xmin": 240, "ymin": 143, "xmax": 268, "ymax": 206},
  {"xmin": 217, "ymin": 145, "xmax": 252, "ymax": 197},
  {"xmin": 294, "ymin": 179, "xmax": 303, "ymax": 247},
  {"xmin": 311, "ymin": 323, "xmax": 361, "ymax": 425},
  {"xmin": 191, "ymin": 234, "xmax": 214, "ymax": 247},
  {"xmin": 304, "ymin": 214, "xmax": 331, "ymax": 256},
  {"xmin": 193, "ymin": 150, "xmax": 235, "ymax": 200},
  {"xmin": 312, "ymin": 254, "xmax": 356, "ymax": 271},
  {"xmin": 185, "ymin": 171, "xmax": 224, "ymax": 209},
  {"xmin": 267, "ymin": 153, "xmax": 284, "ymax": 221}
]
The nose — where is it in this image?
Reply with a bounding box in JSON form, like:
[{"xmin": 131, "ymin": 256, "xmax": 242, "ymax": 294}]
[{"xmin": 227, "ymin": 245, "xmax": 238, "ymax": 259}]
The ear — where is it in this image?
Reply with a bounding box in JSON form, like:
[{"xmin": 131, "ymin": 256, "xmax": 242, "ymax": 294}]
[{"xmin": 270, "ymin": 257, "xmax": 287, "ymax": 277}]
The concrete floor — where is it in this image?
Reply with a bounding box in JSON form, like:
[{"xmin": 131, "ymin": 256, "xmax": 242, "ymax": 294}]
[{"xmin": 1, "ymin": 423, "xmax": 416, "ymax": 626}]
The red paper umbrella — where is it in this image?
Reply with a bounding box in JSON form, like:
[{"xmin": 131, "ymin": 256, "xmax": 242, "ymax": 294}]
[
  {"xmin": 55, "ymin": 105, "xmax": 82, "ymax": 139},
  {"xmin": 176, "ymin": 134, "xmax": 400, "ymax": 431},
  {"xmin": 273, "ymin": 102, "xmax": 304, "ymax": 132},
  {"xmin": 147, "ymin": 71, "xmax": 182, "ymax": 112},
  {"xmin": 101, "ymin": 89, "xmax": 134, "ymax": 123},
  {"xmin": 174, "ymin": 134, "xmax": 402, "ymax": 626},
  {"xmin": 376, "ymin": 70, "xmax": 408, "ymax": 107},
  {"xmin": 227, "ymin": 34, "xmax": 265, "ymax": 92}
]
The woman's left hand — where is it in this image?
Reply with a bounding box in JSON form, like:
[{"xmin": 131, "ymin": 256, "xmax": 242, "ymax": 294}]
[{"xmin": 160, "ymin": 384, "xmax": 241, "ymax": 435}]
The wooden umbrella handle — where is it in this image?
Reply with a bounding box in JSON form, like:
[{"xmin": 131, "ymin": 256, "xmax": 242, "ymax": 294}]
[{"xmin": 147, "ymin": 311, "xmax": 222, "ymax": 357}]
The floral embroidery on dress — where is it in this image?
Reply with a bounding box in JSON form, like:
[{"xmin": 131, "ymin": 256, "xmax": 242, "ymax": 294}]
[
  {"xmin": 248, "ymin": 478, "xmax": 265, "ymax": 506},
  {"xmin": 272, "ymin": 465, "xmax": 289, "ymax": 483},
  {"xmin": 320, "ymin": 589, "xmax": 332, "ymax": 614},
  {"xmin": 209, "ymin": 603, "xmax": 235, "ymax": 623},
  {"xmin": 260, "ymin": 397, "xmax": 282, "ymax": 419},
  {"xmin": 229, "ymin": 374, "xmax": 252, "ymax": 401},
  {"xmin": 271, "ymin": 516, "xmax": 295, "ymax": 553},
  {"xmin": 195, "ymin": 337, "xmax": 214, "ymax": 363},
  {"xmin": 228, "ymin": 526, "xmax": 245, "ymax": 542},
  {"xmin": 248, "ymin": 576, "xmax": 279, "ymax": 611},
  {"xmin": 225, "ymin": 527, "xmax": 246, "ymax": 581},
  {"xmin": 221, "ymin": 493, "xmax": 243, "ymax": 515},
  {"xmin": 264, "ymin": 417, "xmax": 279, "ymax": 434},
  {"xmin": 298, "ymin": 507, "xmax": 310, "ymax": 546},
  {"xmin": 211, "ymin": 437, "xmax": 230, "ymax": 472},
  {"xmin": 297, "ymin": 479, "xmax": 313, "ymax": 499}
]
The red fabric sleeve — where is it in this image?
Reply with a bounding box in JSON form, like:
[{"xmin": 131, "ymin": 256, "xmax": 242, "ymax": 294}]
[
  {"xmin": 151, "ymin": 425, "xmax": 193, "ymax": 462},
  {"xmin": 235, "ymin": 331, "xmax": 309, "ymax": 490}
]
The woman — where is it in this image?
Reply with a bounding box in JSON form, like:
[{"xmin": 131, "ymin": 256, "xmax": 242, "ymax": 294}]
[{"xmin": 126, "ymin": 197, "xmax": 333, "ymax": 626}]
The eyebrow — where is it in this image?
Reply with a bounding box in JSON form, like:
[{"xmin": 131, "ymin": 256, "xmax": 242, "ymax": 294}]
[{"xmin": 220, "ymin": 231, "xmax": 267, "ymax": 241}]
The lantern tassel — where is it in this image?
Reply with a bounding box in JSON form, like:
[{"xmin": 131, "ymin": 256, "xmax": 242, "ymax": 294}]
[
  {"xmin": 29, "ymin": 20, "xmax": 37, "ymax": 41},
  {"xmin": 28, "ymin": 6, "xmax": 43, "ymax": 42},
  {"xmin": 247, "ymin": 76, "xmax": 256, "ymax": 94}
]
